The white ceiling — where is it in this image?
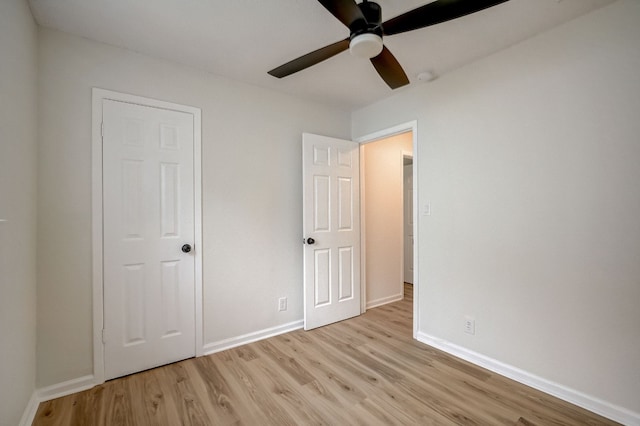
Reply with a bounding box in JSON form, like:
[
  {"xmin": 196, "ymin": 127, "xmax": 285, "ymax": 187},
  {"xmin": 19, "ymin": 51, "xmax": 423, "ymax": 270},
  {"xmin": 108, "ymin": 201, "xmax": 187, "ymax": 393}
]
[{"xmin": 28, "ymin": 0, "xmax": 614, "ymax": 109}]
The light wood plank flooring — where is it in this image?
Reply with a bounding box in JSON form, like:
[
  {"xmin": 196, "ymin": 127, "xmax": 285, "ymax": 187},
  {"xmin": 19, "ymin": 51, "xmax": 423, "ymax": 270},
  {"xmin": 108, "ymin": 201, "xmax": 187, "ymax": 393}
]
[{"xmin": 34, "ymin": 284, "xmax": 617, "ymax": 425}]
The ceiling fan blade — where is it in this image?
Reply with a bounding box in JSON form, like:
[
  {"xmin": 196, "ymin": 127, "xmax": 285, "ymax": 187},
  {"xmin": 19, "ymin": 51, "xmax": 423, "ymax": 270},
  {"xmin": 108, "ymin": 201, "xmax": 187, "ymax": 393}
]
[
  {"xmin": 370, "ymin": 46, "xmax": 410, "ymax": 89},
  {"xmin": 317, "ymin": 0, "xmax": 367, "ymax": 31},
  {"xmin": 382, "ymin": 0, "xmax": 509, "ymax": 36},
  {"xmin": 268, "ymin": 38, "xmax": 350, "ymax": 78}
]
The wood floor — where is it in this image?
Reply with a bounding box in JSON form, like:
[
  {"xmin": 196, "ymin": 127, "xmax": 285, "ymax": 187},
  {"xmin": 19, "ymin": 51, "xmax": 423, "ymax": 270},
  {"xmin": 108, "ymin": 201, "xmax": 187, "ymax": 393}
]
[{"xmin": 34, "ymin": 284, "xmax": 617, "ymax": 425}]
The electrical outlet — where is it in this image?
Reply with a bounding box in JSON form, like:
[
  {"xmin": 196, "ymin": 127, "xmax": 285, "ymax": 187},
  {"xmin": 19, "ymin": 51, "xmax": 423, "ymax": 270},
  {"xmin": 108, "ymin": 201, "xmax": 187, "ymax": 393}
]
[
  {"xmin": 278, "ymin": 297, "xmax": 287, "ymax": 312},
  {"xmin": 464, "ymin": 316, "xmax": 475, "ymax": 335}
]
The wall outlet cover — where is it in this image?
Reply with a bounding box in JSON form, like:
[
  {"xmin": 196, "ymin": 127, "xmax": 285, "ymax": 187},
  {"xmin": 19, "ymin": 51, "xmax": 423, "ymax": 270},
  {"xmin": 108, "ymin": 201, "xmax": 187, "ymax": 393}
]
[{"xmin": 464, "ymin": 316, "xmax": 476, "ymax": 335}]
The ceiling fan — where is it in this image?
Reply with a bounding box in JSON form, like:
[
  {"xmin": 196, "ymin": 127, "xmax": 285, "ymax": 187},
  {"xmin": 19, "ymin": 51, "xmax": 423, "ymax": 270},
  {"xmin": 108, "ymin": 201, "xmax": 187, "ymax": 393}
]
[{"xmin": 268, "ymin": 0, "xmax": 509, "ymax": 89}]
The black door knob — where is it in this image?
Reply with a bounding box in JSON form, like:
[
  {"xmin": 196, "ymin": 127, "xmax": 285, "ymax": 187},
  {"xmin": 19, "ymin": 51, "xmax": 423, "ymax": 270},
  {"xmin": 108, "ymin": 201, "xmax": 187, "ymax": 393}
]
[
  {"xmin": 305, "ymin": 238, "xmax": 315, "ymax": 245},
  {"xmin": 181, "ymin": 244, "xmax": 192, "ymax": 253}
]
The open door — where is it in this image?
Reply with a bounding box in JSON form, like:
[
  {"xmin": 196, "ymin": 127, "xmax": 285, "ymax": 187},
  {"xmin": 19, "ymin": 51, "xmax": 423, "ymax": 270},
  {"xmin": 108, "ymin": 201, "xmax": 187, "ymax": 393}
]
[{"xmin": 303, "ymin": 133, "xmax": 361, "ymax": 330}]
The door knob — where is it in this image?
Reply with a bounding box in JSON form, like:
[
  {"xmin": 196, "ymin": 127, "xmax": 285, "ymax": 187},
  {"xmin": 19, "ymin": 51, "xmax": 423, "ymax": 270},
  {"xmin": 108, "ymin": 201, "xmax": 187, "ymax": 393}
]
[
  {"xmin": 305, "ymin": 238, "xmax": 315, "ymax": 245},
  {"xmin": 181, "ymin": 244, "xmax": 192, "ymax": 253}
]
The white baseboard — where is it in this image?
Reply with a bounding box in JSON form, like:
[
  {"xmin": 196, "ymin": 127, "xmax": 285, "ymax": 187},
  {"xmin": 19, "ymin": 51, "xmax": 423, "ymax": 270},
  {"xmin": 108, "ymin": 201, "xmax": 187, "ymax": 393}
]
[
  {"xmin": 203, "ymin": 320, "xmax": 304, "ymax": 355},
  {"xmin": 19, "ymin": 375, "xmax": 97, "ymax": 426},
  {"xmin": 417, "ymin": 332, "xmax": 640, "ymax": 426},
  {"xmin": 37, "ymin": 374, "xmax": 97, "ymax": 402},
  {"xmin": 18, "ymin": 391, "xmax": 40, "ymax": 426},
  {"xmin": 366, "ymin": 293, "xmax": 403, "ymax": 310}
]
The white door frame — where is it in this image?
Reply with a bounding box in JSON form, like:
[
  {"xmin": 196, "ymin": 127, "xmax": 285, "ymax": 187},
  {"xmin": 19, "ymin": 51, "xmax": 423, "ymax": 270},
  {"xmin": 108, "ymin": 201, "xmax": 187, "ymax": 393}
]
[
  {"xmin": 91, "ymin": 88, "xmax": 203, "ymax": 384},
  {"xmin": 356, "ymin": 121, "xmax": 419, "ymax": 339},
  {"xmin": 402, "ymin": 152, "xmax": 414, "ymax": 285}
]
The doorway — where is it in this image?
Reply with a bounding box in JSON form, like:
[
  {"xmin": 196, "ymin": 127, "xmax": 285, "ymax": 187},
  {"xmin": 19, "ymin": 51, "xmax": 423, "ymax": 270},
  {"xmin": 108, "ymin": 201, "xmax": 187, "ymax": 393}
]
[
  {"xmin": 92, "ymin": 89, "xmax": 203, "ymax": 383},
  {"xmin": 358, "ymin": 122, "xmax": 418, "ymax": 338}
]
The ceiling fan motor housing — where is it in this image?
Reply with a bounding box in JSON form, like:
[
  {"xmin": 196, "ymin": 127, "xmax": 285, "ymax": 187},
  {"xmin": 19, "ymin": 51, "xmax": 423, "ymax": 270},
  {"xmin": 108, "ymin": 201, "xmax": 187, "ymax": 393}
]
[
  {"xmin": 350, "ymin": 1, "xmax": 383, "ymax": 37},
  {"xmin": 349, "ymin": 1, "xmax": 383, "ymax": 58}
]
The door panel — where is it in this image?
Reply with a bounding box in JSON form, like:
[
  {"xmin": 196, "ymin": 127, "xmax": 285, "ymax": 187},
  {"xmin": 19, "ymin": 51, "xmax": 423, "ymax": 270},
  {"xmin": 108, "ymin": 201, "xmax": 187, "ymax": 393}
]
[
  {"xmin": 338, "ymin": 177, "xmax": 353, "ymax": 230},
  {"xmin": 314, "ymin": 175, "xmax": 330, "ymax": 231},
  {"xmin": 338, "ymin": 247, "xmax": 354, "ymax": 300},
  {"xmin": 160, "ymin": 260, "xmax": 181, "ymax": 336},
  {"xmin": 314, "ymin": 249, "xmax": 331, "ymax": 306},
  {"xmin": 303, "ymin": 133, "xmax": 360, "ymax": 330},
  {"xmin": 160, "ymin": 162, "xmax": 180, "ymax": 237},
  {"xmin": 123, "ymin": 263, "xmax": 145, "ymax": 345},
  {"xmin": 103, "ymin": 99, "xmax": 195, "ymax": 380}
]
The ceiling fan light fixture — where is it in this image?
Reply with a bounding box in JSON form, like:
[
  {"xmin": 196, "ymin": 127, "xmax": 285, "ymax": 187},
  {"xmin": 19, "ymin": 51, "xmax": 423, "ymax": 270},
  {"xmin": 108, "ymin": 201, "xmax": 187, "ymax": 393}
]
[
  {"xmin": 268, "ymin": 0, "xmax": 510, "ymax": 89},
  {"xmin": 349, "ymin": 33, "xmax": 383, "ymax": 58}
]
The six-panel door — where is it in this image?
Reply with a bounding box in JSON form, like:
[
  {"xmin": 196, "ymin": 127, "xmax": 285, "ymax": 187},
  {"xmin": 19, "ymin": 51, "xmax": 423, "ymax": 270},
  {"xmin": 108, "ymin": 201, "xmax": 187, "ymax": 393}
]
[
  {"xmin": 303, "ymin": 133, "xmax": 361, "ymax": 330},
  {"xmin": 102, "ymin": 99, "xmax": 196, "ymax": 380}
]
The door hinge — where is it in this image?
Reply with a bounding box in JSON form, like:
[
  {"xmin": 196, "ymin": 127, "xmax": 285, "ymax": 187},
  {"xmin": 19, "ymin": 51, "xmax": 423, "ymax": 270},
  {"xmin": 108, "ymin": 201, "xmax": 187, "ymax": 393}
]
[
  {"xmin": 101, "ymin": 122, "xmax": 104, "ymax": 138},
  {"xmin": 102, "ymin": 329, "xmax": 106, "ymax": 344}
]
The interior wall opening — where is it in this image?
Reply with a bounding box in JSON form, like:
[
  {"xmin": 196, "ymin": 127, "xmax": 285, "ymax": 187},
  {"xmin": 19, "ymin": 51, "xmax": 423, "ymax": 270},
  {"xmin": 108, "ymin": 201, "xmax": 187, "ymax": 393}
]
[{"xmin": 361, "ymin": 130, "xmax": 414, "ymax": 313}]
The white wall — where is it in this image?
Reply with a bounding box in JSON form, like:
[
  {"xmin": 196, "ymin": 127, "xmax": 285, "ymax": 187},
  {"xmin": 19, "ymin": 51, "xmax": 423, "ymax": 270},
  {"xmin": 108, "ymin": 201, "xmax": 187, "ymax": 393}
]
[
  {"xmin": 363, "ymin": 132, "xmax": 412, "ymax": 307},
  {"xmin": 36, "ymin": 28, "xmax": 350, "ymax": 387},
  {"xmin": 352, "ymin": 0, "xmax": 640, "ymax": 419},
  {"xmin": 0, "ymin": 1, "xmax": 38, "ymax": 424}
]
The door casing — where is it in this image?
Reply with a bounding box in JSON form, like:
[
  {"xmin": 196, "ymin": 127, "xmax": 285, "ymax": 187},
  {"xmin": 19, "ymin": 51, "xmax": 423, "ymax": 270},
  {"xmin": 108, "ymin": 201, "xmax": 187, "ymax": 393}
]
[
  {"xmin": 403, "ymin": 156, "xmax": 414, "ymax": 285},
  {"xmin": 91, "ymin": 88, "xmax": 203, "ymax": 384},
  {"xmin": 356, "ymin": 121, "xmax": 419, "ymax": 338}
]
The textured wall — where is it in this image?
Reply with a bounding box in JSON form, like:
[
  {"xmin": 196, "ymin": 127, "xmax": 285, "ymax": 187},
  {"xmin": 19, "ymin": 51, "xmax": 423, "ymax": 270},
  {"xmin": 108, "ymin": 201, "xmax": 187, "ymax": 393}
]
[
  {"xmin": 0, "ymin": 0, "xmax": 38, "ymax": 424},
  {"xmin": 353, "ymin": 0, "xmax": 640, "ymax": 417},
  {"xmin": 36, "ymin": 28, "xmax": 350, "ymax": 387}
]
